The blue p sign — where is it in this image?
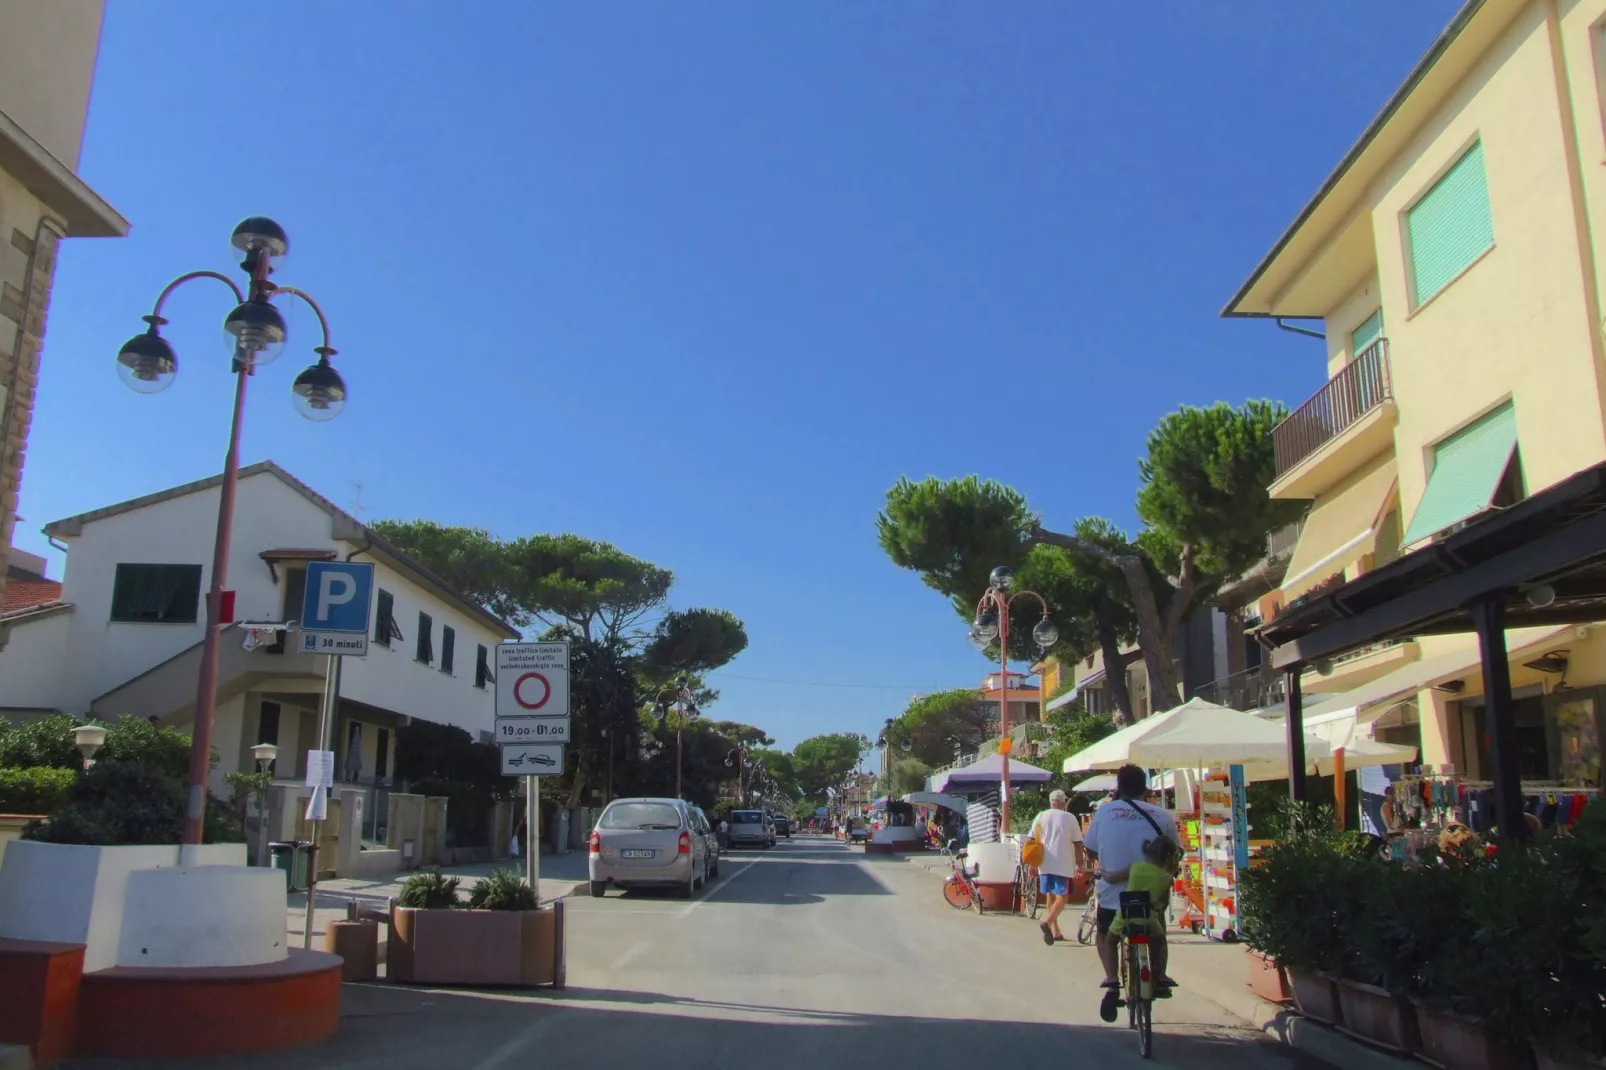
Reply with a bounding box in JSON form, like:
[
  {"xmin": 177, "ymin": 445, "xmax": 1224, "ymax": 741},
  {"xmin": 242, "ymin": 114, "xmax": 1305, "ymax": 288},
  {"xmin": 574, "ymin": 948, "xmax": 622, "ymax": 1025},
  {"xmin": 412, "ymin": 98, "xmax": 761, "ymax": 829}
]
[{"xmin": 301, "ymin": 561, "xmax": 374, "ymax": 634}]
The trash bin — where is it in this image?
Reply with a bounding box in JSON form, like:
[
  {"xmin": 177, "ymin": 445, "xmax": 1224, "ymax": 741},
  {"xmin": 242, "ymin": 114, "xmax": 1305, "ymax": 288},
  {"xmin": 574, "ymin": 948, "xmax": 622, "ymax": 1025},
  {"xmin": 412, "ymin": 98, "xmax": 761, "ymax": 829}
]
[{"xmin": 270, "ymin": 840, "xmax": 312, "ymax": 892}]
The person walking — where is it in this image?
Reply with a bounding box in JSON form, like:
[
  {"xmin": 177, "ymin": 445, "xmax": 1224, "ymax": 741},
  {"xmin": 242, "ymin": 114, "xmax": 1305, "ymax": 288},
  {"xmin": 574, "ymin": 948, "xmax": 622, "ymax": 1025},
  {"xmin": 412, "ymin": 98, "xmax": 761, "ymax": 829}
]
[{"xmin": 1027, "ymin": 789, "xmax": 1085, "ymax": 945}]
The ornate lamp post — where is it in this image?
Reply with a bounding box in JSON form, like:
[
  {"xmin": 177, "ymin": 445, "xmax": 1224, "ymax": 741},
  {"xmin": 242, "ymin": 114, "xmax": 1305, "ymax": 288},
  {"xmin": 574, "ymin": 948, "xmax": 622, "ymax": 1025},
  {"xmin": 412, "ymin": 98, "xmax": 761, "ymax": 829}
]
[
  {"xmin": 653, "ymin": 675, "xmax": 699, "ymax": 799},
  {"xmin": 970, "ymin": 565, "xmax": 1058, "ymax": 837},
  {"xmin": 117, "ymin": 217, "xmax": 345, "ymax": 850}
]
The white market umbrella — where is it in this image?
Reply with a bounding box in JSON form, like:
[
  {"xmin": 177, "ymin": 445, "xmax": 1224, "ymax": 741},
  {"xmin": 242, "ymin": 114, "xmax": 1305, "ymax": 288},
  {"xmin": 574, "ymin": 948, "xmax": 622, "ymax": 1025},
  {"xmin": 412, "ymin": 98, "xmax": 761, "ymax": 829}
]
[
  {"xmin": 1062, "ymin": 696, "xmax": 1331, "ymax": 773},
  {"xmin": 1240, "ymin": 734, "xmax": 1418, "ymax": 782},
  {"xmin": 1072, "ymin": 774, "xmax": 1117, "ymax": 794}
]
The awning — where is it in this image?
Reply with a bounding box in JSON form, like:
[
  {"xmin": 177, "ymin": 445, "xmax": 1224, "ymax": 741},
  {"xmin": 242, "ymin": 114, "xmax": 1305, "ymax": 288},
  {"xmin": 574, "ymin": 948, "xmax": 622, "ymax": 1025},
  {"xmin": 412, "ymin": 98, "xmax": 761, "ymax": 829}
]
[
  {"xmin": 1282, "ymin": 453, "xmax": 1398, "ymax": 600},
  {"xmin": 1303, "ymin": 625, "xmax": 1571, "ymax": 721},
  {"xmin": 1045, "ymin": 689, "xmax": 1080, "ymax": 712},
  {"xmin": 1400, "ymin": 402, "xmax": 1517, "ymax": 547},
  {"xmin": 901, "ymin": 792, "xmax": 970, "ymax": 814}
]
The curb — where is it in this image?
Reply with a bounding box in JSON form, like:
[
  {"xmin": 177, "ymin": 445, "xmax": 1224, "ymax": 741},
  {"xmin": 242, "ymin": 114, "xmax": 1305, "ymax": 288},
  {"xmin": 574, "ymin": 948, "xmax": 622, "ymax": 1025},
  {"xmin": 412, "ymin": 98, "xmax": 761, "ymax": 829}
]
[{"xmin": 1185, "ymin": 979, "xmax": 1417, "ymax": 1070}]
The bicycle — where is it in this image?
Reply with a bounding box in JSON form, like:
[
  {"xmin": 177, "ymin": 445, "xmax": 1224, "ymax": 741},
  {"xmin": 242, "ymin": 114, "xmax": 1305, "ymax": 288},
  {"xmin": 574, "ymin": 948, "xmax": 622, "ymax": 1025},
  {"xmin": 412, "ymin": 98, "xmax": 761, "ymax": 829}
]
[
  {"xmin": 1074, "ymin": 889, "xmax": 1099, "ymax": 945},
  {"xmin": 1116, "ymin": 890, "xmax": 1157, "ymax": 1059},
  {"xmin": 940, "ymin": 840, "xmax": 983, "ymax": 914},
  {"xmin": 1015, "ymin": 862, "xmax": 1041, "ymax": 919}
]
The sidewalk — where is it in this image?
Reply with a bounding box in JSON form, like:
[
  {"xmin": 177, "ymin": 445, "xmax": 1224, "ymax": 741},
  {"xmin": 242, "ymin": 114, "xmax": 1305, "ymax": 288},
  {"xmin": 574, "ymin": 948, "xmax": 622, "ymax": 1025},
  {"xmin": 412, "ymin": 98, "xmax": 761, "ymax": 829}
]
[
  {"xmin": 285, "ymin": 850, "xmax": 591, "ymax": 950},
  {"xmin": 875, "ymin": 847, "xmax": 1412, "ymax": 1070}
]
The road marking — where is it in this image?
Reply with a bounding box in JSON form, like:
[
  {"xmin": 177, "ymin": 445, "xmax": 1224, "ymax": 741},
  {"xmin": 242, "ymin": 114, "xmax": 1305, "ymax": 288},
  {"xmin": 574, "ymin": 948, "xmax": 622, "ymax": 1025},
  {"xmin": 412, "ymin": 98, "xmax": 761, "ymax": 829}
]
[
  {"xmin": 467, "ymin": 1004, "xmax": 565, "ymax": 1070},
  {"xmin": 608, "ymin": 941, "xmax": 649, "ymax": 970},
  {"xmin": 678, "ymin": 861, "xmax": 756, "ymax": 918}
]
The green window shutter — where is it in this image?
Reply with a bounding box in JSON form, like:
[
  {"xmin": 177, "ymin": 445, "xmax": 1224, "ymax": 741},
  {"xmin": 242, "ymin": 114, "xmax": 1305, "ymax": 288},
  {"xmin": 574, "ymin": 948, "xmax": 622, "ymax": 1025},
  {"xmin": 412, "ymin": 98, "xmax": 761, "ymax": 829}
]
[
  {"xmin": 1350, "ymin": 309, "xmax": 1383, "ymax": 356},
  {"xmin": 1407, "ymin": 141, "xmax": 1494, "ymax": 305},
  {"xmin": 1400, "ymin": 402, "xmax": 1518, "ymax": 547}
]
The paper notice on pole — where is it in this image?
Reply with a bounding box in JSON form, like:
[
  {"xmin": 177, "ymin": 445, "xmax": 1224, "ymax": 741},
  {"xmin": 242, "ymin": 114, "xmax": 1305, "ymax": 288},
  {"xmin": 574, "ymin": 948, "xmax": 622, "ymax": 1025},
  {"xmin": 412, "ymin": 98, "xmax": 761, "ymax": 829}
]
[
  {"xmin": 304, "ymin": 786, "xmax": 328, "ymax": 821},
  {"xmin": 304, "ymin": 750, "xmax": 335, "ymax": 789}
]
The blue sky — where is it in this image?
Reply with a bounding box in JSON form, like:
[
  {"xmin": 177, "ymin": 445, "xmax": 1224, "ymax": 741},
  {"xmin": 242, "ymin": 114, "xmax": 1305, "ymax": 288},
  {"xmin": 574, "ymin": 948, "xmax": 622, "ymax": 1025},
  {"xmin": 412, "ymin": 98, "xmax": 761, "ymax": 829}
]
[{"xmin": 23, "ymin": 1, "xmax": 1462, "ymax": 749}]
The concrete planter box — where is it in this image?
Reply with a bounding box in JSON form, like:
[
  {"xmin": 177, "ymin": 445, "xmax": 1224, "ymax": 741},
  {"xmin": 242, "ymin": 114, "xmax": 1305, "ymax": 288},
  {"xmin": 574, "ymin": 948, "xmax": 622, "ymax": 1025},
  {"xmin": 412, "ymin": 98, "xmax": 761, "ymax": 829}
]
[
  {"xmin": 1535, "ymin": 1045, "xmax": 1606, "ymax": 1070},
  {"xmin": 1335, "ymin": 978, "xmax": 1421, "ymax": 1053},
  {"xmin": 0, "ymin": 841, "xmax": 248, "ymax": 973},
  {"xmin": 1287, "ymin": 967, "xmax": 1342, "ymax": 1026},
  {"xmin": 1414, "ymin": 1003, "xmax": 1530, "ymax": 1070},
  {"xmin": 1244, "ymin": 949, "xmax": 1291, "ymax": 1004},
  {"xmin": 389, "ymin": 907, "xmax": 558, "ymax": 987}
]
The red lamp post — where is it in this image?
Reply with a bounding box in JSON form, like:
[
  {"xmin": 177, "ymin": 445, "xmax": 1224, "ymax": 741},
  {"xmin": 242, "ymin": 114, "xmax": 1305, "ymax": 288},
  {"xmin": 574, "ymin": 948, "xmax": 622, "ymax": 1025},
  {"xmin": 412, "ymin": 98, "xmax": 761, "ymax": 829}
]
[
  {"xmin": 115, "ymin": 218, "xmax": 346, "ymax": 851},
  {"xmin": 971, "ymin": 565, "xmax": 1058, "ymax": 836}
]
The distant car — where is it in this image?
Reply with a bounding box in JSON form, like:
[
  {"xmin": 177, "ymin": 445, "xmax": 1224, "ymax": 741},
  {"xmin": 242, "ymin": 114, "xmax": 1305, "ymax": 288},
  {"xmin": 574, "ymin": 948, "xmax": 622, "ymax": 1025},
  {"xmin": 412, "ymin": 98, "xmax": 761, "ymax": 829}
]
[
  {"xmin": 772, "ymin": 814, "xmax": 792, "ymax": 838},
  {"xmin": 728, "ymin": 808, "xmax": 775, "ymax": 849},
  {"xmin": 588, "ymin": 797, "xmax": 716, "ymax": 898}
]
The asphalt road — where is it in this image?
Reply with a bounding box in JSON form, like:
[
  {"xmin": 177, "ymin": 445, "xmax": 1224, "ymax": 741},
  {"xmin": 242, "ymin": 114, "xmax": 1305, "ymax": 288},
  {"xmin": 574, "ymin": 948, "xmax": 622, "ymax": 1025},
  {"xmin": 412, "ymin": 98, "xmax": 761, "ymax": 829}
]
[{"xmin": 65, "ymin": 836, "xmax": 1317, "ymax": 1070}]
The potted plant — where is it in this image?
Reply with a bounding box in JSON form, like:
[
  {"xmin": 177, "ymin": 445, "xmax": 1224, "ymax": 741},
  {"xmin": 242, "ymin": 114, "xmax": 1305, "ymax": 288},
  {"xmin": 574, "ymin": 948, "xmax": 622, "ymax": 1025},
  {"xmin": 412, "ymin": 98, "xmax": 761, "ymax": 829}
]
[
  {"xmin": 1337, "ymin": 857, "xmax": 1431, "ymax": 1054},
  {"xmin": 389, "ymin": 868, "xmax": 558, "ymax": 987},
  {"xmin": 1240, "ymin": 805, "xmax": 1346, "ymax": 1025}
]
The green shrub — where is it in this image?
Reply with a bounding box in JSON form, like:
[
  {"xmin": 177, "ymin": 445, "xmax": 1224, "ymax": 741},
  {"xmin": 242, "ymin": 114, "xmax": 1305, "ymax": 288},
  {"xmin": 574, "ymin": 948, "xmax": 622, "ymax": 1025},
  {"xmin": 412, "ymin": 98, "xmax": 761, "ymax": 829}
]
[
  {"xmin": 466, "ymin": 868, "xmax": 536, "ymax": 911},
  {"xmin": 0, "ymin": 766, "xmax": 76, "ymax": 814},
  {"xmin": 0, "ymin": 715, "xmax": 212, "ymax": 777},
  {"xmin": 21, "ymin": 759, "xmax": 241, "ymax": 845},
  {"xmin": 397, "ymin": 869, "xmax": 462, "ymax": 909},
  {"xmin": 0, "ymin": 715, "xmax": 80, "ymax": 769}
]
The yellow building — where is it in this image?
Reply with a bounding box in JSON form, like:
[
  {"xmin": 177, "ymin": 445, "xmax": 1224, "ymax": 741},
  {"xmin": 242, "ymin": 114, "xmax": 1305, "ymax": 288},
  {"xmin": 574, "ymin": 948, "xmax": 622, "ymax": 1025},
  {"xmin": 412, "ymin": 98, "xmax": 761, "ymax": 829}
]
[
  {"xmin": 0, "ymin": 0, "xmax": 128, "ymax": 598},
  {"xmin": 1225, "ymin": 0, "xmax": 1606, "ymax": 779}
]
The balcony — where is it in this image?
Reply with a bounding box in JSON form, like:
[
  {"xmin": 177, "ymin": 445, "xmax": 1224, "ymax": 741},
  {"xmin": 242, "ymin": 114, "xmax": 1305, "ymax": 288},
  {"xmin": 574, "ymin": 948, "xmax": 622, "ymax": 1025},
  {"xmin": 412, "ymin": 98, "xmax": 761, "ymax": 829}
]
[
  {"xmin": 1193, "ymin": 666, "xmax": 1287, "ymax": 712},
  {"xmin": 1270, "ymin": 340, "xmax": 1398, "ymax": 500},
  {"xmin": 1266, "ymin": 518, "xmax": 1305, "ymax": 563},
  {"xmin": 1302, "ymin": 638, "xmax": 1420, "ymax": 694}
]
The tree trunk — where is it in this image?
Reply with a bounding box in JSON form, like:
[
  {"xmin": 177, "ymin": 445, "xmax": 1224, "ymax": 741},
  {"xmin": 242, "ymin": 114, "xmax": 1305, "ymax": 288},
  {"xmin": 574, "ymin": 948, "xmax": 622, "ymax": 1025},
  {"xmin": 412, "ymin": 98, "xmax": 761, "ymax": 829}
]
[
  {"xmin": 1094, "ymin": 617, "xmax": 1136, "ymax": 725},
  {"xmin": 1031, "ymin": 525, "xmax": 1184, "ymax": 712}
]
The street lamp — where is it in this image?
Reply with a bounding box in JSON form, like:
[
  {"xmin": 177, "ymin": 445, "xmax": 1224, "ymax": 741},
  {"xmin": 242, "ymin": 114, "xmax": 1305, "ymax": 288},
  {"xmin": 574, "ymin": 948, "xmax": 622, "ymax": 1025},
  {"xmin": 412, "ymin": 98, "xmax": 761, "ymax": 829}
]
[
  {"xmin": 725, "ymin": 742, "xmax": 754, "ymax": 804},
  {"xmin": 118, "ymin": 218, "xmax": 345, "ymax": 850},
  {"xmin": 972, "ymin": 565, "xmax": 1058, "ymax": 836},
  {"xmin": 73, "ymin": 724, "xmax": 107, "ymax": 769},
  {"xmin": 653, "ymin": 674, "xmax": 698, "ymax": 799}
]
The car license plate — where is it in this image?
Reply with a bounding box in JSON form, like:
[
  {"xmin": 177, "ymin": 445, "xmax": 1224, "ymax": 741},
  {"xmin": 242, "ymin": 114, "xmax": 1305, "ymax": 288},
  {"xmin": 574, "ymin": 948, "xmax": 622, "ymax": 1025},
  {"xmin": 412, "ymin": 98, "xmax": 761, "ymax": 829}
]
[{"xmin": 621, "ymin": 849, "xmax": 654, "ymax": 859}]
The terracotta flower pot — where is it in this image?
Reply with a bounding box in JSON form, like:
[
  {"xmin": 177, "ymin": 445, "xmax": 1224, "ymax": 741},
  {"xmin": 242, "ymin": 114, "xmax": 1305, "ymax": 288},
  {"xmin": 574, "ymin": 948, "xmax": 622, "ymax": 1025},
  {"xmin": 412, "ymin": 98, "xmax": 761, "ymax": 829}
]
[
  {"xmin": 1413, "ymin": 1003, "xmax": 1529, "ymax": 1070},
  {"xmin": 1534, "ymin": 1045, "xmax": 1606, "ymax": 1070},
  {"xmin": 1334, "ymin": 979, "xmax": 1421, "ymax": 1053},
  {"xmin": 389, "ymin": 907, "xmax": 558, "ymax": 987},
  {"xmin": 1286, "ymin": 967, "xmax": 1342, "ymax": 1026},
  {"xmin": 1244, "ymin": 949, "xmax": 1291, "ymax": 1004}
]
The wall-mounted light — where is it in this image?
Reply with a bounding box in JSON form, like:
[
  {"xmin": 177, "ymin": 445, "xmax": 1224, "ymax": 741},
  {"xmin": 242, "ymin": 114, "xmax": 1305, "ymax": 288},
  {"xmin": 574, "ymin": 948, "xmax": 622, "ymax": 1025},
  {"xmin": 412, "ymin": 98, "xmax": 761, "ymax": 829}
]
[
  {"xmin": 1524, "ymin": 584, "xmax": 1557, "ymax": 609},
  {"xmin": 1523, "ymin": 651, "xmax": 1570, "ymax": 676},
  {"xmin": 1432, "ymin": 679, "xmax": 1466, "ymax": 694}
]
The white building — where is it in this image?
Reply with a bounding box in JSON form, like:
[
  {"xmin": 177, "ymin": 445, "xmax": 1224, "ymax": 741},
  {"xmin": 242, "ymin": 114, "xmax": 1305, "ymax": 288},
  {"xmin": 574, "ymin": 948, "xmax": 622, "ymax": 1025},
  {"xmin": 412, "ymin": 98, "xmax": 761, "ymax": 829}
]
[{"xmin": 0, "ymin": 461, "xmax": 519, "ymax": 822}]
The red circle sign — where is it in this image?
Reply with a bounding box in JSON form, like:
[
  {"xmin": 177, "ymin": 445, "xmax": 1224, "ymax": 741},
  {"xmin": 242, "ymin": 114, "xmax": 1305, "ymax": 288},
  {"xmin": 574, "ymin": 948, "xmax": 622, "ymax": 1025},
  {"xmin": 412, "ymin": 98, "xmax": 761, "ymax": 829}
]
[{"xmin": 513, "ymin": 672, "xmax": 551, "ymax": 709}]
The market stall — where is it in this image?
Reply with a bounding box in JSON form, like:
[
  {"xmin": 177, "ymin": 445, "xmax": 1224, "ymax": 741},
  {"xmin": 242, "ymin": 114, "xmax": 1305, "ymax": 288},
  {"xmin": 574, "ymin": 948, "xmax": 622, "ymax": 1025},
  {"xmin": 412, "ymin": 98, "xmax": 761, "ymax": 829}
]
[{"xmin": 931, "ymin": 754, "xmax": 1054, "ymax": 909}]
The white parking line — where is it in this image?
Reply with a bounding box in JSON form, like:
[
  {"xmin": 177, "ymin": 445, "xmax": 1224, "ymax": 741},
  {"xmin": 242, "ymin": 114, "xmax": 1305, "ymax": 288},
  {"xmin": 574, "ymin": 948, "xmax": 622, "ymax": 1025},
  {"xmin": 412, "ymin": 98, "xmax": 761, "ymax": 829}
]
[
  {"xmin": 678, "ymin": 861, "xmax": 756, "ymax": 918},
  {"xmin": 608, "ymin": 940, "xmax": 649, "ymax": 971}
]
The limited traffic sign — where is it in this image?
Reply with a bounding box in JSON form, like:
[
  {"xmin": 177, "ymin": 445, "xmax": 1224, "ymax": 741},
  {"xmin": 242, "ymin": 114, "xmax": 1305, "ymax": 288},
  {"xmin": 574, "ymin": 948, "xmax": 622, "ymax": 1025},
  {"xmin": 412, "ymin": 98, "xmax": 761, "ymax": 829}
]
[
  {"xmin": 300, "ymin": 561, "xmax": 375, "ymax": 656},
  {"xmin": 495, "ymin": 718, "xmax": 571, "ymax": 744},
  {"xmin": 501, "ymin": 742, "xmax": 565, "ymax": 776},
  {"xmin": 495, "ymin": 641, "xmax": 570, "ymax": 719}
]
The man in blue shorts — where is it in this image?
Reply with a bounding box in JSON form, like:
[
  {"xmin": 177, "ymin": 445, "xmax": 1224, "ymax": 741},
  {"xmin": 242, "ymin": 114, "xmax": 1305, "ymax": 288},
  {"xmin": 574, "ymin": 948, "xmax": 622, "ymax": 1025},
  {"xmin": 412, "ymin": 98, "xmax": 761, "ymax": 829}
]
[{"xmin": 1027, "ymin": 790, "xmax": 1085, "ymax": 945}]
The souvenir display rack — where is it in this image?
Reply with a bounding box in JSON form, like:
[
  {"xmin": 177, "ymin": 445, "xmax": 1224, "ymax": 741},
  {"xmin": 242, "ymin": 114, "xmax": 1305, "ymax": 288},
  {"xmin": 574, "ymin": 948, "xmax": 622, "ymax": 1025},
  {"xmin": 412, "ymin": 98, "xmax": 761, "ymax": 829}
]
[{"xmin": 1198, "ymin": 773, "xmax": 1240, "ymax": 941}]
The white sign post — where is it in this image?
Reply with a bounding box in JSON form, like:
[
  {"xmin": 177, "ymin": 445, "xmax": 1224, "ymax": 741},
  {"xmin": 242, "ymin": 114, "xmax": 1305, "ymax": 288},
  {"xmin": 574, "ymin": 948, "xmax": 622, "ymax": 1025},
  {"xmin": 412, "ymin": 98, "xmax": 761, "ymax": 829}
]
[{"xmin": 495, "ymin": 641, "xmax": 570, "ymax": 903}]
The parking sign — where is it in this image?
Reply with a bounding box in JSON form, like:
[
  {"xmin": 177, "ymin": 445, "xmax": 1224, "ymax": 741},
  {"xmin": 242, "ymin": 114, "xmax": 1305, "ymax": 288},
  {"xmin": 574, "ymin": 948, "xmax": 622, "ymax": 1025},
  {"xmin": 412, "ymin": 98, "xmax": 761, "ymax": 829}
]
[{"xmin": 299, "ymin": 560, "xmax": 374, "ymax": 657}]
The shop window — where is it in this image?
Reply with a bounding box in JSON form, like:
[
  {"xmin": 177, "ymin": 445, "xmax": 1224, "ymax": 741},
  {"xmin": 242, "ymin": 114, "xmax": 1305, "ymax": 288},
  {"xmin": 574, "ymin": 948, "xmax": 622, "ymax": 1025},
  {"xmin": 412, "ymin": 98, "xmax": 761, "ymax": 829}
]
[
  {"xmin": 1545, "ymin": 691, "xmax": 1602, "ymax": 788},
  {"xmin": 110, "ymin": 563, "xmax": 203, "ymax": 623}
]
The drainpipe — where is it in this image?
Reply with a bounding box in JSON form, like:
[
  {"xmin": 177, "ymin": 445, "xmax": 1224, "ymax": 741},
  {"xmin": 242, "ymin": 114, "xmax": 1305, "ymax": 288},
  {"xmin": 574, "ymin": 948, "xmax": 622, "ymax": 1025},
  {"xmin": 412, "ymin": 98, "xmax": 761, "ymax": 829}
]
[{"xmin": 1274, "ymin": 318, "xmax": 1326, "ymax": 340}]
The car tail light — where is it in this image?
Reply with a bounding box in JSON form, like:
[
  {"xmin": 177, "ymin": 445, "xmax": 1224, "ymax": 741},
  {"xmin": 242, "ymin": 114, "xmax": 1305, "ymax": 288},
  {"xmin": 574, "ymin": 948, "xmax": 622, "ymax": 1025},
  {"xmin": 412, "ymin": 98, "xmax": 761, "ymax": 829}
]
[
  {"xmin": 678, "ymin": 831, "xmax": 692, "ymax": 855},
  {"xmin": 589, "ymin": 830, "xmax": 600, "ymax": 854}
]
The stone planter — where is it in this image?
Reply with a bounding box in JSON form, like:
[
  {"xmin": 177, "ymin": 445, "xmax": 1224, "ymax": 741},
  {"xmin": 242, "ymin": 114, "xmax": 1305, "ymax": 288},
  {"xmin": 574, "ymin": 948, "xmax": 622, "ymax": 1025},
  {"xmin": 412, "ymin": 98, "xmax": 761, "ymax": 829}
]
[
  {"xmin": 389, "ymin": 906, "xmax": 558, "ymax": 987},
  {"xmin": 1244, "ymin": 949, "xmax": 1291, "ymax": 1004},
  {"xmin": 1334, "ymin": 978, "xmax": 1420, "ymax": 1053},
  {"xmin": 977, "ymin": 883, "xmax": 1014, "ymax": 912},
  {"xmin": 1413, "ymin": 1003, "xmax": 1530, "ymax": 1070},
  {"xmin": 1286, "ymin": 967, "xmax": 1342, "ymax": 1026},
  {"xmin": 1534, "ymin": 1045, "xmax": 1606, "ymax": 1070}
]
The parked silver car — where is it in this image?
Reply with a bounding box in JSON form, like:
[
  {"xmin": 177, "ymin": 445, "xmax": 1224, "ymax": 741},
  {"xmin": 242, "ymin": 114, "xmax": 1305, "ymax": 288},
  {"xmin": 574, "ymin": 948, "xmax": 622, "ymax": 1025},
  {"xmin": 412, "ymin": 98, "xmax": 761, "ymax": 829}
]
[
  {"xmin": 588, "ymin": 797, "xmax": 717, "ymax": 898},
  {"xmin": 727, "ymin": 808, "xmax": 775, "ymax": 849},
  {"xmin": 689, "ymin": 805, "xmax": 721, "ymax": 875}
]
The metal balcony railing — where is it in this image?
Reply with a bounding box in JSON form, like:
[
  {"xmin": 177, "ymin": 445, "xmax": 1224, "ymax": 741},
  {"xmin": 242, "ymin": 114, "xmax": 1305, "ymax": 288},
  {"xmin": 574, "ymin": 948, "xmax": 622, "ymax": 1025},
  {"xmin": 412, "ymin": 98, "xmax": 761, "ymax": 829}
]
[
  {"xmin": 1272, "ymin": 339, "xmax": 1393, "ymax": 479},
  {"xmin": 1193, "ymin": 666, "xmax": 1287, "ymax": 712},
  {"xmin": 1266, "ymin": 518, "xmax": 1305, "ymax": 562}
]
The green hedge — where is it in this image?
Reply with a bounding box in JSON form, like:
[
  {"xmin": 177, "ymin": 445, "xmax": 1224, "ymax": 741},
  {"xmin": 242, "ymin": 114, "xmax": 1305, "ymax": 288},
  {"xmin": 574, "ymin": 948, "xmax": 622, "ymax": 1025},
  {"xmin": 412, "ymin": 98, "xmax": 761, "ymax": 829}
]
[{"xmin": 0, "ymin": 766, "xmax": 75, "ymax": 815}]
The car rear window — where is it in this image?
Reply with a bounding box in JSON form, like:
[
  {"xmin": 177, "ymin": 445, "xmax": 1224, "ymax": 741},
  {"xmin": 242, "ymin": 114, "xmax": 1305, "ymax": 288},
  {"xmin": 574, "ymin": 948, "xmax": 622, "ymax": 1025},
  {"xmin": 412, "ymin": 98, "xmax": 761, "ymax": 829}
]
[
  {"xmin": 600, "ymin": 802, "xmax": 683, "ymax": 830},
  {"xmin": 731, "ymin": 810, "xmax": 763, "ymax": 823}
]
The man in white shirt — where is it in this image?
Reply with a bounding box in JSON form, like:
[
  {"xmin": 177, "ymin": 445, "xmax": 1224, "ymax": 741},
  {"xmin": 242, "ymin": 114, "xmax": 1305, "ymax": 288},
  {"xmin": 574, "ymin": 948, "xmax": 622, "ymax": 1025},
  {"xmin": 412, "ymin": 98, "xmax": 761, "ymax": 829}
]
[
  {"xmin": 1082, "ymin": 764, "xmax": 1182, "ymax": 1022},
  {"xmin": 1027, "ymin": 789, "xmax": 1085, "ymax": 945}
]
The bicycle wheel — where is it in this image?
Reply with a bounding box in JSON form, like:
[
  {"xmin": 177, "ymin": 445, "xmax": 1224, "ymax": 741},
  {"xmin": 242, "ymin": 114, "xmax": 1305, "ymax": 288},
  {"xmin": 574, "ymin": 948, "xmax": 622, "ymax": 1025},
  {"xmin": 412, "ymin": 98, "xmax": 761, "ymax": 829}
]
[
  {"xmin": 1076, "ymin": 901, "xmax": 1096, "ymax": 945},
  {"xmin": 972, "ymin": 879, "xmax": 986, "ymax": 914},
  {"xmin": 943, "ymin": 876, "xmax": 974, "ymax": 911},
  {"xmin": 1136, "ymin": 997, "xmax": 1153, "ymax": 1058},
  {"xmin": 1021, "ymin": 869, "xmax": 1041, "ymax": 919}
]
